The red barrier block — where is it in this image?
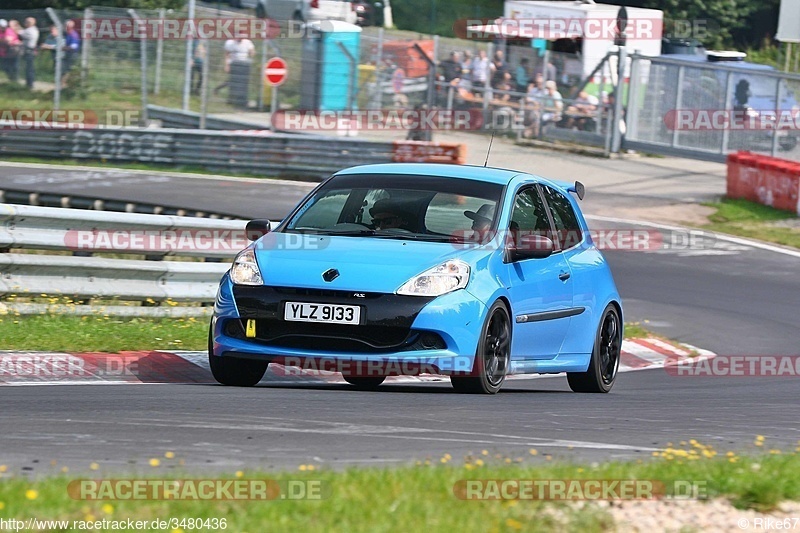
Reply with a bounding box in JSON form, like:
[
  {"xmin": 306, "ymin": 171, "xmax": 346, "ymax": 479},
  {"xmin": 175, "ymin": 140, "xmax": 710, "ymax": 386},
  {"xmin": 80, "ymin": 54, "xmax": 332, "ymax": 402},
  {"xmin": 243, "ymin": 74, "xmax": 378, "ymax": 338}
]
[
  {"xmin": 392, "ymin": 141, "xmax": 466, "ymax": 164},
  {"xmin": 726, "ymin": 152, "xmax": 800, "ymax": 215}
]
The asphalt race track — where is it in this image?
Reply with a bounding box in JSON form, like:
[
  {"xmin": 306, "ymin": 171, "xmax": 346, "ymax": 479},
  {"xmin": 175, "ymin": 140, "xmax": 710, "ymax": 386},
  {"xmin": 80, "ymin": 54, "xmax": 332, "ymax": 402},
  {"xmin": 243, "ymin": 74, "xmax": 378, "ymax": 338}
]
[{"xmin": 1, "ymin": 165, "xmax": 798, "ymax": 473}]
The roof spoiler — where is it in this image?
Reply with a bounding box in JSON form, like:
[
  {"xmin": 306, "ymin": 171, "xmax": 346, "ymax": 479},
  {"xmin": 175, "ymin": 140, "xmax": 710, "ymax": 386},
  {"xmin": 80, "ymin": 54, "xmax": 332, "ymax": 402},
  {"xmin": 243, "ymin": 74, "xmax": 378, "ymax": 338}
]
[{"xmin": 568, "ymin": 181, "xmax": 585, "ymax": 201}]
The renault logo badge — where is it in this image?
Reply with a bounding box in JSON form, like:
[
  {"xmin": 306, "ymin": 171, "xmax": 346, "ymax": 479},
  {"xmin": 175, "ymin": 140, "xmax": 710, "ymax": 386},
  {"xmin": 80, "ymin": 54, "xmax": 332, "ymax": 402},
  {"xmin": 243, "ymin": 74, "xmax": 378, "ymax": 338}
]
[{"xmin": 322, "ymin": 268, "xmax": 339, "ymax": 282}]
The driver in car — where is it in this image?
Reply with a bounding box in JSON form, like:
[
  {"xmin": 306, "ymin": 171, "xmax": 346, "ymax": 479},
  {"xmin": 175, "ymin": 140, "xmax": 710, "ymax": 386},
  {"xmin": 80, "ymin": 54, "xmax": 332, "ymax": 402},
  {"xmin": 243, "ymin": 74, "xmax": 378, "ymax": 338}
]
[{"xmin": 370, "ymin": 199, "xmax": 412, "ymax": 231}]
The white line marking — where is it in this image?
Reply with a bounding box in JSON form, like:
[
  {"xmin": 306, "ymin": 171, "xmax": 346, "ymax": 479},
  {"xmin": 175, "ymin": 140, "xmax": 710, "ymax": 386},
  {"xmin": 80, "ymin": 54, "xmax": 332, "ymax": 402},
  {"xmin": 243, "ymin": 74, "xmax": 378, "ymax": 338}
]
[{"xmin": 586, "ymin": 214, "xmax": 800, "ymax": 259}]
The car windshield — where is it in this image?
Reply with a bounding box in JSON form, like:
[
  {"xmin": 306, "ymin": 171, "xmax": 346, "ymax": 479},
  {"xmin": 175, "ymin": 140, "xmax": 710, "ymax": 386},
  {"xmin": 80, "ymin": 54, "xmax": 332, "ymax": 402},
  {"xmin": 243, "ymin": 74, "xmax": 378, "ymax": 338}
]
[{"xmin": 282, "ymin": 173, "xmax": 504, "ymax": 242}]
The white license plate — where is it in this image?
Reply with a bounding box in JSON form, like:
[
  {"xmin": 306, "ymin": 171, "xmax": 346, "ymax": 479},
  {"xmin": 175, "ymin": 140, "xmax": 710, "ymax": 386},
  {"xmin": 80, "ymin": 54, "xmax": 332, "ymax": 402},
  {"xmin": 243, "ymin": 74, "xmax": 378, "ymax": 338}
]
[{"xmin": 284, "ymin": 302, "xmax": 361, "ymax": 325}]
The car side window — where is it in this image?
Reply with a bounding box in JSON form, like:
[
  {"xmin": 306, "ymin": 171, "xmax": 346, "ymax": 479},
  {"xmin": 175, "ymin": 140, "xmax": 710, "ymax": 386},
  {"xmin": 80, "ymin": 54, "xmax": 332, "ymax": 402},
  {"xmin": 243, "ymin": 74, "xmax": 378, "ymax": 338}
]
[
  {"xmin": 541, "ymin": 186, "xmax": 582, "ymax": 250},
  {"xmin": 510, "ymin": 187, "xmax": 551, "ymax": 238}
]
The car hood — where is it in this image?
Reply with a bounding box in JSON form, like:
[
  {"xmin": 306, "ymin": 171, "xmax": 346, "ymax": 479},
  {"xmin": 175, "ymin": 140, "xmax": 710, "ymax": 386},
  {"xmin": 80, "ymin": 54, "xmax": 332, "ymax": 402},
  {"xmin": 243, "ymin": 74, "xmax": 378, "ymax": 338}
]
[{"xmin": 252, "ymin": 233, "xmax": 478, "ymax": 293}]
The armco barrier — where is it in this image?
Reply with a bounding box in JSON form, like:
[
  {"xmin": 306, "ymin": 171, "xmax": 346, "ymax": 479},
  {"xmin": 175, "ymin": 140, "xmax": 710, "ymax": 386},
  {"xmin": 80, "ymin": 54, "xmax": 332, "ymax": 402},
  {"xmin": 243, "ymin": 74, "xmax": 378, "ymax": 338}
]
[
  {"xmin": 727, "ymin": 152, "xmax": 800, "ymax": 215},
  {"xmin": 0, "ymin": 127, "xmax": 466, "ymax": 180},
  {"xmin": 0, "ymin": 203, "xmax": 250, "ymax": 311}
]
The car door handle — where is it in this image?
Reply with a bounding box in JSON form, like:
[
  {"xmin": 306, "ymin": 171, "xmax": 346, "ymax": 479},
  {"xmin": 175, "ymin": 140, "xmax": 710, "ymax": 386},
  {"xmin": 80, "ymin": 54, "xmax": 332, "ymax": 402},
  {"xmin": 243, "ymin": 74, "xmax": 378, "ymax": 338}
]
[{"xmin": 558, "ymin": 271, "xmax": 571, "ymax": 281}]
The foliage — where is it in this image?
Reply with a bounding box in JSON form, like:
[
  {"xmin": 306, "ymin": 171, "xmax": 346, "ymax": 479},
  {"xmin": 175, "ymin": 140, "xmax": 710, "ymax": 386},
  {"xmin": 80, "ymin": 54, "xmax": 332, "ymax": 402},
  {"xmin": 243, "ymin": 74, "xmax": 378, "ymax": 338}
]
[{"xmin": 1, "ymin": 0, "xmax": 185, "ymax": 10}]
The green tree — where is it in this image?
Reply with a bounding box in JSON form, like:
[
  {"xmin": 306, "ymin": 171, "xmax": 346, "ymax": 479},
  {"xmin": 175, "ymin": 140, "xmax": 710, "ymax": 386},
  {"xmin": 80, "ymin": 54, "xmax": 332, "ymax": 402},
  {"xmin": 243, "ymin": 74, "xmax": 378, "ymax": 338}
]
[
  {"xmin": 2, "ymin": 0, "xmax": 185, "ymax": 9},
  {"xmin": 644, "ymin": 0, "xmax": 758, "ymax": 49},
  {"xmin": 392, "ymin": 0, "xmax": 504, "ymax": 37}
]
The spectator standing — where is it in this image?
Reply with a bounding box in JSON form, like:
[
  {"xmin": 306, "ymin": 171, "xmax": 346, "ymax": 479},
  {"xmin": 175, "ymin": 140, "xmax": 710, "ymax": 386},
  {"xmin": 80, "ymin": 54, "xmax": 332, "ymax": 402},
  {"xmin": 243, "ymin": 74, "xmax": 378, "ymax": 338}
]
[
  {"xmin": 490, "ymin": 49, "xmax": 507, "ymax": 88},
  {"xmin": 223, "ymin": 38, "xmax": 254, "ymax": 108},
  {"xmin": 0, "ymin": 19, "xmax": 22, "ymax": 83},
  {"xmin": 460, "ymin": 50, "xmax": 473, "ymax": 80},
  {"xmin": 391, "ymin": 63, "xmax": 408, "ymax": 108},
  {"xmin": 19, "ymin": 17, "xmax": 38, "ymax": 89},
  {"xmin": 62, "ymin": 19, "xmax": 80, "ymax": 86},
  {"xmin": 515, "ymin": 58, "xmax": 530, "ymax": 93},
  {"xmin": 440, "ymin": 51, "xmax": 461, "ymax": 84},
  {"xmin": 533, "ymin": 59, "xmax": 557, "ymax": 83},
  {"xmin": 470, "ymin": 49, "xmax": 491, "ymax": 95},
  {"xmin": 191, "ymin": 41, "xmax": 205, "ymax": 95}
]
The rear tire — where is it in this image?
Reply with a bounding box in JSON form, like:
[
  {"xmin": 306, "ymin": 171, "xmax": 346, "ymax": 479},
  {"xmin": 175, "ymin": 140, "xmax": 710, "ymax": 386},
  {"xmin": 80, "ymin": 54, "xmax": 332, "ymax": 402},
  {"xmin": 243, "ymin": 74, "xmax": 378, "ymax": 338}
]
[
  {"xmin": 450, "ymin": 301, "xmax": 511, "ymax": 394},
  {"xmin": 342, "ymin": 375, "xmax": 385, "ymax": 390},
  {"xmin": 567, "ymin": 304, "xmax": 621, "ymax": 393},
  {"xmin": 208, "ymin": 327, "xmax": 268, "ymax": 387}
]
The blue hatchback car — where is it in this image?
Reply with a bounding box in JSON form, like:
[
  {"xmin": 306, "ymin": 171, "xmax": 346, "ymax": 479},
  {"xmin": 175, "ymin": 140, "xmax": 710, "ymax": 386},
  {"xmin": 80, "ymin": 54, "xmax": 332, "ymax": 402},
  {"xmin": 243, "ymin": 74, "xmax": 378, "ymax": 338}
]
[{"xmin": 210, "ymin": 163, "xmax": 623, "ymax": 394}]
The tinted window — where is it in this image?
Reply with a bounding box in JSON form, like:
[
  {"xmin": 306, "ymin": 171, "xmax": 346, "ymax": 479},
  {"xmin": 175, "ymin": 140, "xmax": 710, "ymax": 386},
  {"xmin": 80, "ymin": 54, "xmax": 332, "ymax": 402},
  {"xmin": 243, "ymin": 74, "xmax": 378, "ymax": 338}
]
[
  {"xmin": 510, "ymin": 187, "xmax": 550, "ymax": 236},
  {"xmin": 283, "ymin": 174, "xmax": 503, "ymax": 242},
  {"xmin": 542, "ymin": 186, "xmax": 582, "ymax": 249}
]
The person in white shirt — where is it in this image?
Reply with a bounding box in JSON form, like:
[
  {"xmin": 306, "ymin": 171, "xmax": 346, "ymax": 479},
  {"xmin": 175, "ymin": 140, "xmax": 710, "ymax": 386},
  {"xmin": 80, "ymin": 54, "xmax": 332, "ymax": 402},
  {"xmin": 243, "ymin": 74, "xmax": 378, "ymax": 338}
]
[
  {"xmin": 19, "ymin": 17, "xmax": 39, "ymax": 89},
  {"xmin": 217, "ymin": 39, "xmax": 255, "ymax": 107}
]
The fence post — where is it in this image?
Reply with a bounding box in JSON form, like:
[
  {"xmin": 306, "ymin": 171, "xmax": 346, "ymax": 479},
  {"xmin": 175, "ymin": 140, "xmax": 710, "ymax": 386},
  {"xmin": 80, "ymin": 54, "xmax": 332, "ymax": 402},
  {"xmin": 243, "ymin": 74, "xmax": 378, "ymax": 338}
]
[
  {"xmin": 257, "ymin": 38, "xmax": 267, "ymax": 112},
  {"xmin": 372, "ymin": 28, "xmax": 384, "ymax": 109},
  {"xmin": 721, "ymin": 71, "xmax": 733, "ymax": 154},
  {"xmin": 182, "ymin": 0, "xmax": 196, "ymax": 111},
  {"xmin": 200, "ymin": 39, "xmax": 210, "ymax": 129},
  {"xmin": 625, "ymin": 50, "xmax": 641, "ymax": 144},
  {"xmin": 81, "ymin": 8, "xmax": 91, "ymax": 85},
  {"xmin": 154, "ymin": 8, "xmax": 165, "ymax": 95},
  {"xmin": 671, "ymin": 66, "xmax": 685, "ymax": 149},
  {"xmin": 611, "ymin": 46, "xmax": 626, "ymax": 153},
  {"xmin": 337, "ymin": 42, "xmax": 357, "ymax": 111},
  {"xmin": 45, "ymin": 8, "xmax": 63, "ymax": 112},
  {"xmin": 771, "ymin": 80, "xmax": 783, "ymax": 157},
  {"xmin": 483, "ymin": 42, "xmax": 493, "ymax": 111},
  {"xmin": 129, "ymin": 9, "xmax": 149, "ymax": 125}
]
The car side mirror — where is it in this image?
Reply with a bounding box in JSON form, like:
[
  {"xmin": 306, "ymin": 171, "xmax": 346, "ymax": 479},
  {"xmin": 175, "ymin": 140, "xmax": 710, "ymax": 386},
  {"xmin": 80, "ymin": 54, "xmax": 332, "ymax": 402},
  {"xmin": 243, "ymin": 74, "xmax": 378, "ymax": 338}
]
[
  {"xmin": 506, "ymin": 234, "xmax": 554, "ymax": 262},
  {"xmin": 246, "ymin": 219, "xmax": 272, "ymax": 241}
]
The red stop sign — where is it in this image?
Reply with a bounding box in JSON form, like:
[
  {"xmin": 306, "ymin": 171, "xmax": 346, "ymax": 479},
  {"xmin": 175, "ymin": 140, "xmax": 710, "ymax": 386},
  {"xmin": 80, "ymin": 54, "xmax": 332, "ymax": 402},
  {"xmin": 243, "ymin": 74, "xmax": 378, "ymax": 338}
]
[{"xmin": 264, "ymin": 57, "xmax": 288, "ymax": 87}]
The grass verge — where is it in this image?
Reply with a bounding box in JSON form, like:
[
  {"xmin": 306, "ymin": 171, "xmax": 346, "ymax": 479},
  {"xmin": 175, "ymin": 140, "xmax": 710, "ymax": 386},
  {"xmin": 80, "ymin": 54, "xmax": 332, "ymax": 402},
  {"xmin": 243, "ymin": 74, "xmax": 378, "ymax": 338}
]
[
  {"xmin": 701, "ymin": 198, "xmax": 800, "ymax": 249},
  {"xmin": 0, "ymin": 315, "xmax": 208, "ymax": 352},
  {"xmin": 0, "ymin": 316, "xmax": 658, "ymax": 353},
  {"xmin": 1, "ymin": 450, "xmax": 799, "ymax": 531}
]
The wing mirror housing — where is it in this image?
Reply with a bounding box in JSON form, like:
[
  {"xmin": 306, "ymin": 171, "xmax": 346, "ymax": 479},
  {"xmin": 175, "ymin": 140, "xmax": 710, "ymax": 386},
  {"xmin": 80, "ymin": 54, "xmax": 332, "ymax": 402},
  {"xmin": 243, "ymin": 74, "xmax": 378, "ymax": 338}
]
[
  {"xmin": 506, "ymin": 234, "xmax": 555, "ymax": 262},
  {"xmin": 245, "ymin": 219, "xmax": 272, "ymax": 241}
]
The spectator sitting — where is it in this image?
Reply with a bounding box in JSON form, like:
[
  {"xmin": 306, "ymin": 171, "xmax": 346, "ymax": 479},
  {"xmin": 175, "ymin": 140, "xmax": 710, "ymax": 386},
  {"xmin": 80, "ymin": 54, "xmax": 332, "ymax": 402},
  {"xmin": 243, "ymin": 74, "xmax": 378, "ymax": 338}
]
[
  {"xmin": 524, "ymin": 80, "xmax": 562, "ymax": 138},
  {"xmin": 493, "ymin": 72, "xmax": 514, "ymax": 102},
  {"xmin": 565, "ymin": 90, "xmax": 599, "ymax": 130}
]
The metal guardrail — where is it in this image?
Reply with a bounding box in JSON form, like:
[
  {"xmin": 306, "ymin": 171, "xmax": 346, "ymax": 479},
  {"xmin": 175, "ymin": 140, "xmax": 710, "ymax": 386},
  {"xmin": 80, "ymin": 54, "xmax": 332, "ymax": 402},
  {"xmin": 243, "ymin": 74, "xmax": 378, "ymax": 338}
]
[
  {"xmin": 0, "ymin": 204, "xmax": 250, "ymax": 313},
  {"xmin": 0, "ymin": 127, "xmax": 395, "ymax": 180},
  {"xmin": 147, "ymin": 105, "xmax": 272, "ymax": 131}
]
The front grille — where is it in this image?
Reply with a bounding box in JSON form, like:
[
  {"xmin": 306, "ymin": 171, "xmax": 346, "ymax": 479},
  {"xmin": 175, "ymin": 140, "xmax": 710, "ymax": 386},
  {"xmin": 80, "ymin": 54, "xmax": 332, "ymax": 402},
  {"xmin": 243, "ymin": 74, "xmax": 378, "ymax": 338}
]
[
  {"xmin": 229, "ymin": 285, "xmax": 438, "ymax": 353},
  {"xmin": 225, "ymin": 319, "xmax": 445, "ymax": 353}
]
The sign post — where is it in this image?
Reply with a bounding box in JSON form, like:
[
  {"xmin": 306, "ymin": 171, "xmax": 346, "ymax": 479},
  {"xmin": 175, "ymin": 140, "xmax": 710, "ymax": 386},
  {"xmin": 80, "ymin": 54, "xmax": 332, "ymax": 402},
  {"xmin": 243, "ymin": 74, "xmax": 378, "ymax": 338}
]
[{"xmin": 264, "ymin": 57, "xmax": 288, "ymax": 131}]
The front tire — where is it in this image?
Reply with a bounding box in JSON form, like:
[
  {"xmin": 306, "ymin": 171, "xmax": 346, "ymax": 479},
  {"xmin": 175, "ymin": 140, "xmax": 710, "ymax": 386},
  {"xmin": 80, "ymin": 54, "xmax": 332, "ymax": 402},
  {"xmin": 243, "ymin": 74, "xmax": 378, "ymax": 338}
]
[
  {"xmin": 451, "ymin": 301, "xmax": 511, "ymax": 394},
  {"xmin": 567, "ymin": 304, "xmax": 621, "ymax": 393},
  {"xmin": 208, "ymin": 327, "xmax": 268, "ymax": 386}
]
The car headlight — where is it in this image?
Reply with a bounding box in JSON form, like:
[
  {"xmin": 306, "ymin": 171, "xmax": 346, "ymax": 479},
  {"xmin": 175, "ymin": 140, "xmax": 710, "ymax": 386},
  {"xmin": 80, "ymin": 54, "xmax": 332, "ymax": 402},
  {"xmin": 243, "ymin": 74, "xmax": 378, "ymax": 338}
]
[
  {"xmin": 230, "ymin": 248, "xmax": 263, "ymax": 286},
  {"xmin": 397, "ymin": 260, "xmax": 470, "ymax": 297}
]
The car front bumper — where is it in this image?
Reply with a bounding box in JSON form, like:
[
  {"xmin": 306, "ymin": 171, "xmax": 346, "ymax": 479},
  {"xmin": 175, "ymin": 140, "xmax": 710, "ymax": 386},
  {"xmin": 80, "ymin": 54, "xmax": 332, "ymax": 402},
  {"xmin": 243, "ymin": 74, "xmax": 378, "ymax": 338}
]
[{"xmin": 211, "ymin": 273, "xmax": 487, "ymax": 375}]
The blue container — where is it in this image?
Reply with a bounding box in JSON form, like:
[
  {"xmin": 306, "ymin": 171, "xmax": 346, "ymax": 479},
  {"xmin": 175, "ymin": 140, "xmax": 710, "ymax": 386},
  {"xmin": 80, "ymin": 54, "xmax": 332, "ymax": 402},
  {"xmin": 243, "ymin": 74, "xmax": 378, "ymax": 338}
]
[{"xmin": 300, "ymin": 21, "xmax": 362, "ymax": 111}]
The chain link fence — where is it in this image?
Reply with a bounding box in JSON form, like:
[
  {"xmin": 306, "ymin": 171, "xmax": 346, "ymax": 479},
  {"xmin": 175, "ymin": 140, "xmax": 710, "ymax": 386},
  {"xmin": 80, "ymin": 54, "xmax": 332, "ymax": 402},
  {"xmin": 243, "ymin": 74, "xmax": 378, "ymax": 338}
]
[
  {"xmin": 5, "ymin": 6, "xmax": 799, "ymax": 161},
  {"xmin": 626, "ymin": 53, "xmax": 800, "ymax": 162}
]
